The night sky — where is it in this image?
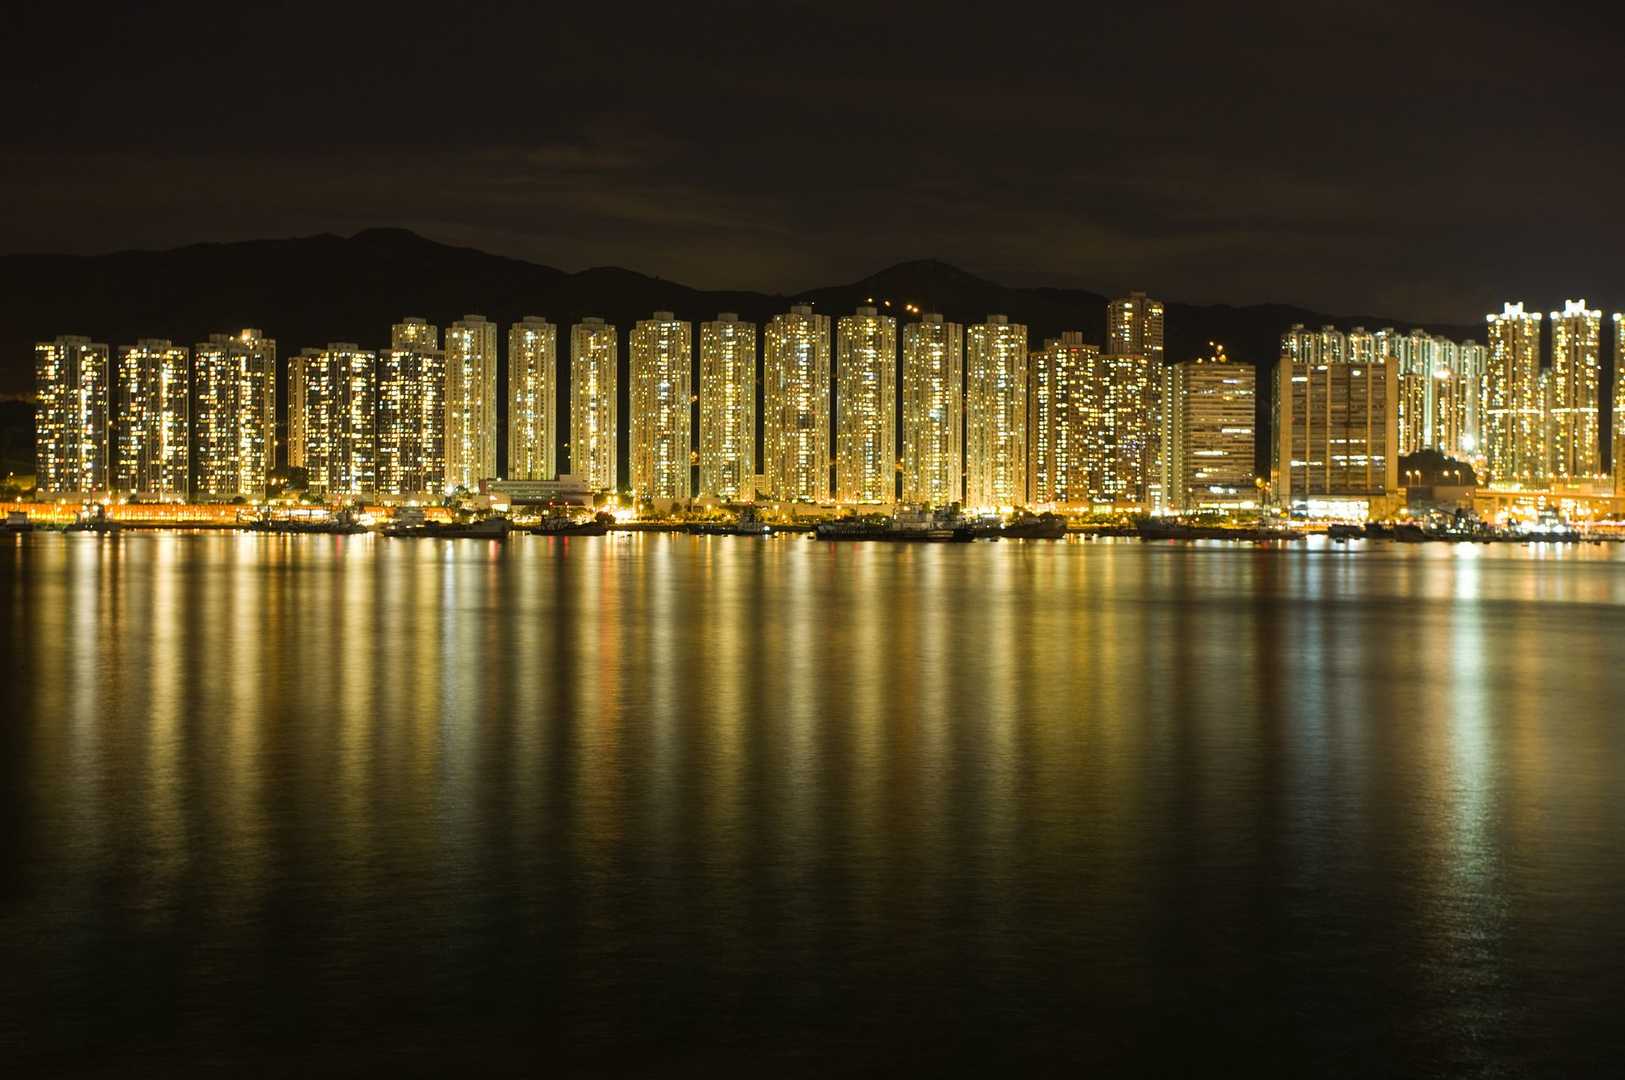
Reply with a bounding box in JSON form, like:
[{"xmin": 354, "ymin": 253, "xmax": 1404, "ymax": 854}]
[{"xmin": 6, "ymin": 0, "xmax": 1624, "ymax": 322}]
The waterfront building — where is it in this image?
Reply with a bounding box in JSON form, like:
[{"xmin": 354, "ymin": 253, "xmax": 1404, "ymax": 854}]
[
  {"xmin": 1028, "ymin": 332, "xmax": 1097, "ymax": 506},
  {"xmin": 1483, "ymin": 302, "xmax": 1544, "ymax": 485},
  {"xmin": 1431, "ymin": 365, "xmax": 1465, "ymax": 460},
  {"xmin": 836, "ymin": 305, "xmax": 897, "ymax": 504},
  {"xmin": 762, "ymin": 305, "xmax": 831, "ymax": 503},
  {"xmin": 1458, "ymin": 340, "xmax": 1487, "ymax": 457},
  {"xmin": 1164, "ymin": 345, "xmax": 1256, "ymax": 511},
  {"xmin": 378, "ymin": 341, "xmax": 446, "ymax": 497},
  {"xmin": 699, "ymin": 313, "xmax": 756, "ymax": 502},
  {"xmin": 1615, "ymin": 314, "xmax": 1625, "ymax": 495},
  {"xmin": 508, "ymin": 317, "xmax": 557, "ymax": 481},
  {"xmin": 570, "ymin": 317, "xmax": 619, "ymax": 491},
  {"xmin": 1273, "ymin": 341, "xmax": 1398, "ymax": 515},
  {"xmin": 34, "ymin": 335, "xmax": 111, "ymax": 496},
  {"xmin": 444, "ymin": 314, "xmax": 498, "ymax": 491},
  {"xmin": 1398, "ymin": 369, "xmax": 1429, "ymax": 456},
  {"xmin": 291, "ymin": 343, "xmax": 377, "ymax": 496},
  {"xmin": 1095, "ymin": 353, "xmax": 1163, "ymax": 507},
  {"xmin": 630, "ymin": 311, "xmax": 692, "ymax": 502},
  {"xmin": 965, "ymin": 315, "xmax": 1027, "ymax": 509},
  {"xmin": 287, "ymin": 348, "xmax": 323, "ymax": 477},
  {"xmin": 1547, "ymin": 299, "xmax": 1602, "ymax": 480},
  {"xmin": 193, "ymin": 329, "xmax": 275, "ymax": 501},
  {"xmin": 1107, "ymin": 292, "xmax": 1164, "ymax": 366},
  {"xmin": 901, "ymin": 313, "xmax": 963, "ymax": 506},
  {"xmin": 113, "ymin": 338, "xmax": 189, "ymax": 500}
]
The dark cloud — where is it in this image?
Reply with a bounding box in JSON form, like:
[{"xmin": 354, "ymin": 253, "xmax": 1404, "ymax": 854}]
[{"xmin": 4, "ymin": 0, "xmax": 1623, "ymax": 322}]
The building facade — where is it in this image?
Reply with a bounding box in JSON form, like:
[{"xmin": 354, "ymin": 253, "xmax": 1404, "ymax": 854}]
[
  {"xmin": 836, "ymin": 306, "xmax": 897, "ymax": 504},
  {"xmin": 1163, "ymin": 347, "xmax": 1256, "ymax": 511},
  {"xmin": 1107, "ymin": 292, "xmax": 1164, "ymax": 366},
  {"xmin": 1483, "ymin": 302, "xmax": 1544, "ymax": 485},
  {"xmin": 378, "ymin": 339, "xmax": 446, "ymax": 498},
  {"xmin": 1615, "ymin": 314, "xmax": 1625, "ymax": 496},
  {"xmin": 1028, "ymin": 332, "xmax": 1097, "ymax": 506},
  {"xmin": 966, "ymin": 315, "xmax": 1027, "ymax": 509},
  {"xmin": 570, "ymin": 317, "xmax": 619, "ymax": 491},
  {"xmin": 699, "ymin": 313, "xmax": 756, "ymax": 502},
  {"xmin": 290, "ymin": 343, "xmax": 377, "ymax": 496},
  {"xmin": 1546, "ymin": 299, "xmax": 1601, "ymax": 480},
  {"xmin": 113, "ymin": 338, "xmax": 189, "ymax": 500},
  {"xmin": 444, "ymin": 314, "xmax": 498, "ymax": 491},
  {"xmin": 35, "ymin": 335, "xmax": 111, "ymax": 496},
  {"xmin": 762, "ymin": 305, "xmax": 831, "ymax": 503},
  {"xmin": 193, "ymin": 329, "xmax": 275, "ymax": 501},
  {"xmin": 901, "ymin": 314, "xmax": 962, "ymax": 506},
  {"xmin": 1273, "ymin": 346, "xmax": 1398, "ymax": 514},
  {"xmin": 508, "ymin": 317, "xmax": 557, "ymax": 481},
  {"xmin": 629, "ymin": 312, "xmax": 692, "ymax": 502}
]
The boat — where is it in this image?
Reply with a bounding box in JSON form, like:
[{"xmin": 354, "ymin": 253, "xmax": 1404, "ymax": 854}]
[
  {"xmin": 533, "ymin": 512, "xmax": 611, "ymax": 536},
  {"xmin": 1392, "ymin": 523, "xmax": 1430, "ymax": 543},
  {"xmin": 64, "ymin": 506, "xmax": 121, "ymax": 534},
  {"xmin": 3, "ymin": 510, "xmax": 35, "ymax": 534},
  {"xmin": 1326, "ymin": 523, "xmax": 1363, "ymax": 542},
  {"xmin": 1002, "ymin": 512, "xmax": 1067, "ymax": 539},
  {"xmin": 682, "ymin": 506, "xmax": 772, "ymax": 536},
  {"xmin": 250, "ymin": 507, "xmax": 367, "ymax": 535},
  {"xmin": 1136, "ymin": 518, "xmax": 1304, "ymax": 542},
  {"xmin": 814, "ymin": 510, "xmax": 974, "ymax": 543},
  {"xmin": 386, "ymin": 513, "xmax": 511, "ymax": 539}
]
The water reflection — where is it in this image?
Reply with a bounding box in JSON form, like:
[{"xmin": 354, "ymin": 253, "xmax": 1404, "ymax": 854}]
[{"xmin": 3, "ymin": 534, "xmax": 1625, "ymax": 1072}]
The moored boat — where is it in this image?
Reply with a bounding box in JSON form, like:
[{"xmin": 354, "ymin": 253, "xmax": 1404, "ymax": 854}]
[{"xmin": 1136, "ymin": 518, "xmax": 1304, "ymax": 542}]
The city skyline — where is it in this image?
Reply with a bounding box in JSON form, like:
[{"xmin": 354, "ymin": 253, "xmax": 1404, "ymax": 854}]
[{"xmin": 28, "ymin": 292, "xmax": 1625, "ymax": 510}]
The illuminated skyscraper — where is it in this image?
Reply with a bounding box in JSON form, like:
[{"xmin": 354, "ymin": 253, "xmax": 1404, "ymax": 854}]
[
  {"xmin": 1431, "ymin": 365, "xmax": 1464, "ymax": 459},
  {"xmin": 630, "ymin": 312, "xmax": 692, "ymax": 501},
  {"xmin": 1028, "ymin": 332, "xmax": 1098, "ymax": 506},
  {"xmin": 1483, "ymin": 302, "xmax": 1544, "ymax": 485},
  {"xmin": 508, "ymin": 317, "xmax": 557, "ymax": 481},
  {"xmin": 1164, "ymin": 345, "xmax": 1256, "ymax": 511},
  {"xmin": 699, "ymin": 313, "xmax": 756, "ymax": 502},
  {"xmin": 570, "ymin": 317, "xmax": 619, "ymax": 491},
  {"xmin": 1457, "ymin": 340, "xmax": 1487, "ymax": 458},
  {"xmin": 378, "ymin": 338, "xmax": 445, "ymax": 497},
  {"xmin": 291, "ymin": 344, "xmax": 377, "ymax": 496},
  {"xmin": 1108, "ymin": 292, "xmax": 1164, "ymax": 366},
  {"xmin": 1373, "ymin": 327, "xmax": 1403, "ymax": 368},
  {"xmin": 1273, "ymin": 340, "xmax": 1397, "ymax": 512},
  {"xmin": 193, "ymin": 329, "xmax": 275, "ymax": 500},
  {"xmin": 966, "ymin": 315, "xmax": 1027, "ymax": 509},
  {"xmin": 1615, "ymin": 314, "xmax": 1625, "ymax": 495},
  {"xmin": 113, "ymin": 338, "xmax": 189, "ymax": 499},
  {"xmin": 1281, "ymin": 324, "xmax": 1347, "ymax": 366},
  {"xmin": 287, "ymin": 347, "xmax": 321, "ymax": 474},
  {"xmin": 1347, "ymin": 327, "xmax": 1376, "ymax": 365},
  {"xmin": 392, "ymin": 316, "xmax": 438, "ymax": 351},
  {"xmin": 34, "ymin": 335, "xmax": 110, "ymax": 495},
  {"xmin": 444, "ymin": 314, "xmax": 497, "ymax": 491},
  {"xmin": 1546, "ymin": 299, "xmax": 1601, "ymax": 479},
  {"xmin": 902, "ymin": 313, "xmax": 962, "ymax": 506},
  {"xmin": 1397, "ymin": 369, "xmax": 1429, "ymax": 456},
  {"xmin": 836, "ymin": 305, "xmax": 897, "ymax": 504},
  {"xmin": 1088, "ymin": 353, "xmax": 1162, "ymax": 506},
  {"xmin": 762, "ymin": 305, "xmax": 831, "ymax": 503}
]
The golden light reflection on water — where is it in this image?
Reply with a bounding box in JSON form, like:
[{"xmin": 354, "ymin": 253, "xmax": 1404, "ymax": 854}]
[{"xmin": 5, "ymin": 533, "xmax": 1625, "ymax": 1071}]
